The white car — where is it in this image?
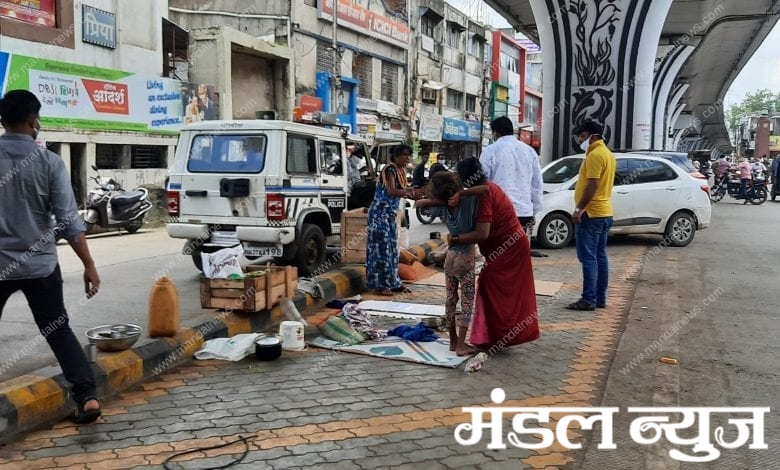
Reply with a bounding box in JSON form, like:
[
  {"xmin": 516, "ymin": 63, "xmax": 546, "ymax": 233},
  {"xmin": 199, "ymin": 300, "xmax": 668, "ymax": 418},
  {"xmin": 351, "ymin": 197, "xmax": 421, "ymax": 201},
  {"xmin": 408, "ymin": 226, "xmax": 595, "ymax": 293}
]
[{"xmin": 531, "ymin": 153, "xmax": 712, "ymax": 249}]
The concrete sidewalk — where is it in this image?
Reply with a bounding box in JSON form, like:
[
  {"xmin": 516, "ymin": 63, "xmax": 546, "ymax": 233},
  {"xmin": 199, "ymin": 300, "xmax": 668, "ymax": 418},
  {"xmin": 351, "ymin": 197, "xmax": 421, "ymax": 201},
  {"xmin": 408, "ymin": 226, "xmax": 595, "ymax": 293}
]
[{"xmin": 0, "ymin": 241, "xmax": 445, "ymax": 443}]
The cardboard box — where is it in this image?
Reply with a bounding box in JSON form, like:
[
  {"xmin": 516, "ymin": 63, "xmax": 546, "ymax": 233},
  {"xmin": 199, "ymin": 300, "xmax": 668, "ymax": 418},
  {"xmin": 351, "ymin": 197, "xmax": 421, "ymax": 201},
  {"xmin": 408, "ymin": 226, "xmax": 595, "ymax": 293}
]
[
  {"xmin": 200, "ymin": 265, "xmax": 297, "ymax": 311},
  {"xmin": 339, "ymin": 206, "xmax": 405, "ymax": 264}
]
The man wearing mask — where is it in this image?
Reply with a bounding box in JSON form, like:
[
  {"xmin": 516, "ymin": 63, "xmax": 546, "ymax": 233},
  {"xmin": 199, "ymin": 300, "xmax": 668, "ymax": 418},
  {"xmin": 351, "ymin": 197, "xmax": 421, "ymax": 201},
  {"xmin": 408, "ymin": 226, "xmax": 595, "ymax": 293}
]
[
  {"xmin": 479, "ymin": 116, "xmax": 542, "ymax": 237},
  {"xmin": 0, "ymin": 90, "xmax": 102, "ymax": 423},
  {"xmin": 566, "ymin": 121, "xmax": 616, "ymax": 311}
]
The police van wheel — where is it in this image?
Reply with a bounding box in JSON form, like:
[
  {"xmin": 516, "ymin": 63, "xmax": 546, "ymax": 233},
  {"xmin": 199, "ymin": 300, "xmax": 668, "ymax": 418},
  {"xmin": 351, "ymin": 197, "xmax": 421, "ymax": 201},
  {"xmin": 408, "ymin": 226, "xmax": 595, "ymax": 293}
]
[{"xmin": 296, "ymin": 224, "xmax": 326, "ymax": 277}]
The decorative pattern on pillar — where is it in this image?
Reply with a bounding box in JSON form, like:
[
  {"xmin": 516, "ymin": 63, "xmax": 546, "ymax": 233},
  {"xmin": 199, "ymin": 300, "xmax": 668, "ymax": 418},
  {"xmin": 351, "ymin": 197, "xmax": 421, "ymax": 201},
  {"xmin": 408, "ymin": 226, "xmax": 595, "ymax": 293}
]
[
  {"xmin": 668, "ymin": 101, "xmax": 687, "ymax": 149},
  {"xmin": 531, "ymin": 0, "xmax": 672, "ymax": 160},
  {"xmin": 651, "ymin": 45, "xmax": 694, "ymax": 149}
]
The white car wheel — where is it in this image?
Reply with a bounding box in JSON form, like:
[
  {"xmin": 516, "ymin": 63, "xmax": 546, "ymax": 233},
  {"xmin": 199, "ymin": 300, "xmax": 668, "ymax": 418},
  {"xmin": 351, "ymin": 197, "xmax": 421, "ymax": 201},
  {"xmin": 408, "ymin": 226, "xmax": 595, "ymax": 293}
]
[
  {"xmin": 537, "ymin": 213, "xmax": 573, "ymax": 249},
  {"xmin": 665, "ymin": 212, "xmax": 696, "ymax": 247}
]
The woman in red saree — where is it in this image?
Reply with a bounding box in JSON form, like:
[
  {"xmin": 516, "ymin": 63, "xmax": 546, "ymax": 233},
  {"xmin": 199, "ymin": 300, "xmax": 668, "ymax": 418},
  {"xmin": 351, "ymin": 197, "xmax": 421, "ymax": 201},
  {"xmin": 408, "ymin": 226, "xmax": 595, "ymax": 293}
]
[{"xmin": 448, "ymin": 157, "xmax": 540, "ymax": 352}]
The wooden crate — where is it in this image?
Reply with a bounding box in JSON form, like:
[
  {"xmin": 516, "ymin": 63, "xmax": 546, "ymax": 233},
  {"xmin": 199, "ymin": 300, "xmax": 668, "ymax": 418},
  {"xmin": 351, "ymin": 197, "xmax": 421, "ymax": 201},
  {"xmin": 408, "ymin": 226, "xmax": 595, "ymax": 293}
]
[
  {"xmin": 200, "ymin": 264, "xmax": 297, "ymax": 312},
  {"xmin": 339, "ymin": 206, "xmax": 405, "ymax": 264}
]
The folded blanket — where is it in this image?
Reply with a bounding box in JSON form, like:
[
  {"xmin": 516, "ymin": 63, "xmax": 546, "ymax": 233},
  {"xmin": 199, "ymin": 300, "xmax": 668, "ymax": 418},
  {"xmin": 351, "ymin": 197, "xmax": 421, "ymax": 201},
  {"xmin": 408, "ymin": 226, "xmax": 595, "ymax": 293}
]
[
  {"xmin": 387, "ymin": 322, "xmax": 439, "ymax": 342},
  {"xmin": 342, "ymin": 304, "xmax": 387, "ymax": 340}
]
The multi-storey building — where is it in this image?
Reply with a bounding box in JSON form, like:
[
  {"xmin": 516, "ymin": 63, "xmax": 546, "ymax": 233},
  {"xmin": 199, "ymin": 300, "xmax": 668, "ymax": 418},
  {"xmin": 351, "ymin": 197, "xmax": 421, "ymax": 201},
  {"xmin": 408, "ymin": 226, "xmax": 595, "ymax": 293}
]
[
  {"xmin": 487, "ymin": 32, "xmax": 523, "ymax": 130},
  {"xmin": 3, "ymin": 0, "xmax": 543, "ymax": 196},
  {"xmin": 410, "ymin": 0, "xmax": 490, "ymax": 164},
  {"xmin": 734, "ymin": 112, "xmax": 780, "ymax": 159},
  {"xmin": 520, "ymin": 36, "xmax": 543, "ymax": 152},
  {"xmin": 171, "ymin": 0, "xmax": 411, "ymax": 147},
  {"xmin": 0, "ymin": 0, "xmax": 190, "ymax": 199}
]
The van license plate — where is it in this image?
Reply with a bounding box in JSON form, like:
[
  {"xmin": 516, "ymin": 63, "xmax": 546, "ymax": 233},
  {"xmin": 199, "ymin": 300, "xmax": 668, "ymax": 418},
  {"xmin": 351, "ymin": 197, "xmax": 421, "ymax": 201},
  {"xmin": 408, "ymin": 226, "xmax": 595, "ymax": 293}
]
[{"xmin": 242, "ymin": 244, "xmax": 282, "ymax": 257}]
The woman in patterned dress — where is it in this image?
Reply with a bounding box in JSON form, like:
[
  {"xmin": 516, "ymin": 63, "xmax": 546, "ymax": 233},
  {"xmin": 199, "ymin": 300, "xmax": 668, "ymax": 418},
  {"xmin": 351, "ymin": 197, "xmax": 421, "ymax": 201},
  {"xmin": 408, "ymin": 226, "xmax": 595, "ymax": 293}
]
[{"xmin": 365, "ymin": 145, "xmax": 416, "ymax": 296}]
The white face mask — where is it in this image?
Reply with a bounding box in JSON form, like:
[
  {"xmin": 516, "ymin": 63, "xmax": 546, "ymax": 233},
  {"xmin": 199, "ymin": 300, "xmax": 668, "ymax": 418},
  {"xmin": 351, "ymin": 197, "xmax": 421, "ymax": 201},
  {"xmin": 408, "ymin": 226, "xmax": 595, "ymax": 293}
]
[{"xmin": 579, "ymin": 136, "xmax": 590, "ymax": 152}]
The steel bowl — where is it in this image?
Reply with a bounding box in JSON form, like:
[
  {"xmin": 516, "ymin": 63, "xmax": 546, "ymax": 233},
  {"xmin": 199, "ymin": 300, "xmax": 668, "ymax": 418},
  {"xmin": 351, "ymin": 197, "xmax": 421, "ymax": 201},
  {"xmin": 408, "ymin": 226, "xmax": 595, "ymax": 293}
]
[{"xmin": 86, "ymin": 324, "xmax": 142, "ymax": 352}]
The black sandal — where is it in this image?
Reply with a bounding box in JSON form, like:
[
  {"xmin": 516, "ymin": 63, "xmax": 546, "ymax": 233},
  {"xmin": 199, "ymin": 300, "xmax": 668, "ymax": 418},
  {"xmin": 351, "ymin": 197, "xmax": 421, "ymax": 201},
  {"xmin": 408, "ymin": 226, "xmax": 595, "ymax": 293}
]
[{"xmin": 70, "ymin": 399, "xmax": 101, "ymax": 424}]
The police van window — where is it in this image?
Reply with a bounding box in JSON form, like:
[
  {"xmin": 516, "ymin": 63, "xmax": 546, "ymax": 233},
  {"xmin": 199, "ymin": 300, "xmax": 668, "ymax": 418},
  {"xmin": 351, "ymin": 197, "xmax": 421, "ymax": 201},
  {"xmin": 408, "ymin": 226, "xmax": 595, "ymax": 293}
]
[
  {"xmin": 287, "ymin": 135, "xmax": 318, "ymax": 174},
  {"xmin": 188, "ymin": 135, "xmax": 266, "ymax": 173},
  {"xmin": 321, "ymin": 141, "xmax": 343, "ymax": 175}
]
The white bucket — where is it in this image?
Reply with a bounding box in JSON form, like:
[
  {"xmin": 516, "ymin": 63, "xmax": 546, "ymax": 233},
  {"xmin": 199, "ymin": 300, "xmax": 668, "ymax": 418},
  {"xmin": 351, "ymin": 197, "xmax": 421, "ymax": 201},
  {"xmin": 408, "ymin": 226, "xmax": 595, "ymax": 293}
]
[{"xmin": 279, "ymin": 321, "xmax": 305, "ymax": 351}]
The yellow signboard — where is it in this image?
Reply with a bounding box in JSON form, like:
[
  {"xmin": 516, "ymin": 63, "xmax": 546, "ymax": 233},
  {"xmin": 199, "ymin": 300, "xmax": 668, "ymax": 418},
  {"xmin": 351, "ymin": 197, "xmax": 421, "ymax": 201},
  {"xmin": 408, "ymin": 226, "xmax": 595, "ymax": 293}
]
[{"xmin": 769, "ymin": 135, "xmax": 780, "ymax": 152}]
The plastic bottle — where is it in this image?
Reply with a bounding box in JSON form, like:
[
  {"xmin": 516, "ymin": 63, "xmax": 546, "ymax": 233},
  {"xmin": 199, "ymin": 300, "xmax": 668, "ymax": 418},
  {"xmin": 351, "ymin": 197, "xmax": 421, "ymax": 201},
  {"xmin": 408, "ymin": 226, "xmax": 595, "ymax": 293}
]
[{"xmin": 148, "ymin": 277, "xmax": 180, "ymax": 337}]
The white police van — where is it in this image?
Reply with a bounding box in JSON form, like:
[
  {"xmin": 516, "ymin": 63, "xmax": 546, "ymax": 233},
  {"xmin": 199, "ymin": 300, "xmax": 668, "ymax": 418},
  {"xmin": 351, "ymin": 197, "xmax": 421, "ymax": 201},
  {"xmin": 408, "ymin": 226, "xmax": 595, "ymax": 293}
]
[{"xmin": 165, "ymin": 119, "xmax": 379, "ymax": 276}]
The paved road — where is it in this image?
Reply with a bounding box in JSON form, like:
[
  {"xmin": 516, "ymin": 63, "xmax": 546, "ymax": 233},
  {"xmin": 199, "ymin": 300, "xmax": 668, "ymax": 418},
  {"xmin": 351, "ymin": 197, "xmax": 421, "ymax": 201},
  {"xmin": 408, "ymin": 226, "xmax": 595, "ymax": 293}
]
[
  {"xmin": 578, "ymin": 198, "xmax": 780, "ymax": 469},
  {"xmin": 0, "ymin": 206, "xmax": 445, "ymax": 379}
]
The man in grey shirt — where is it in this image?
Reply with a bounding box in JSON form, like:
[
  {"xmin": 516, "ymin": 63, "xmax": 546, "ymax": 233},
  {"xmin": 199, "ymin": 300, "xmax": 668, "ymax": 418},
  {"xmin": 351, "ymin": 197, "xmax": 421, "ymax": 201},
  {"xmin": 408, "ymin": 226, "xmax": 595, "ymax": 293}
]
[{"xmin": 0, "ymin": 90, "xmax": 102, "ymax": 424}]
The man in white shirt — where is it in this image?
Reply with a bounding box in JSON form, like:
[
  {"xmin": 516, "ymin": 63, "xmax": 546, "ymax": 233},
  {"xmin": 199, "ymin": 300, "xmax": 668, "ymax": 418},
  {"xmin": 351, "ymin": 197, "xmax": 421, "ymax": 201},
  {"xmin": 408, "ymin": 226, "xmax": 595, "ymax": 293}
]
[{"xmin": 480, "ymin": 116, "xmax": 543, "ymax": 236}]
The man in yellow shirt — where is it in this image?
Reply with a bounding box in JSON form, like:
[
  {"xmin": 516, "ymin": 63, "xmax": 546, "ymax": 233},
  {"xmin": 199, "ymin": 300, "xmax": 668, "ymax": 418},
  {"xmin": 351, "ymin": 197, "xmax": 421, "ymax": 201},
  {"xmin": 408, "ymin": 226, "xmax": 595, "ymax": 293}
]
[{"xmin": 566, "ymin": 121, "xmax": 616, "ymax": 311}]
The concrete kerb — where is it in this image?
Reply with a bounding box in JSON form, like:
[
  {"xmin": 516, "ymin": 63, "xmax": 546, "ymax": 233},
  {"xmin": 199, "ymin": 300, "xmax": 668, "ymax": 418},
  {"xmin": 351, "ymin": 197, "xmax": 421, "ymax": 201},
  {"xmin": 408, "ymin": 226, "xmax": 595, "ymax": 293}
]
[{"xmin": 0, "ymin": 239, "xmax": 444, "ymax": 443}]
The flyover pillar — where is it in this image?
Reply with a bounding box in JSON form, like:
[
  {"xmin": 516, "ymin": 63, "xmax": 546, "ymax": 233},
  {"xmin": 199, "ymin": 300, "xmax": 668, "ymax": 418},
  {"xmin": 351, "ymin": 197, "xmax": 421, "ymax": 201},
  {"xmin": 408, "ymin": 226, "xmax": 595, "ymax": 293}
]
[
  {"xmin": 652, "ymin": 45, "xmax": 695, "ymax": 149},
  {"xmin": 530, "ymin": 0, "xmax": 672, "ymax": 163}
]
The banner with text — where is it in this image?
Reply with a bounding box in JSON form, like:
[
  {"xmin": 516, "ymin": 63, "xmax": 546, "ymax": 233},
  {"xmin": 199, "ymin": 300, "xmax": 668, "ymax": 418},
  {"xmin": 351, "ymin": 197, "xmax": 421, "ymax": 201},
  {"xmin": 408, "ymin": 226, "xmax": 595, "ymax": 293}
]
[
  {"xmin": 442, "ymin": 118, "xmax": 481, "ymax": 142},
  {"xmin": 317, "ymin": 0, "xmax": 410, "ymax": 49},
  {"xmin": 2, "ymin": 51, "xmax": 217, "ymax": 134}
]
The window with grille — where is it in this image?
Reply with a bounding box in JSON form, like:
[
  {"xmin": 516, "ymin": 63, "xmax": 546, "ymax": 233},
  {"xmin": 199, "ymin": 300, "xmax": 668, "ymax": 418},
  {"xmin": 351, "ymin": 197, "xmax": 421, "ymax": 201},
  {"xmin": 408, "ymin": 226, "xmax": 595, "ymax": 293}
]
[
  {"xmin": 95, "ymin": 144, "xmax": 123, "ymax": 169},
  {"xmin": 446, "ymin": 90, "xmax": 462, "ymax": 109},
  {"xmin": 447, "ymin": 25, "xmax": 462, "ymax": 48},
  {"xmin": 420, "ymin": 14, "xmax": 437, "ymax": 38},
  {"xmin": 316, "ymin": 42, "xmax": 334, "ymax": 73},
  {"xmin": 381, "ymin": 62, "xmax": 398, "ymax": 103},
  {"xmin": 131, "ymin": 146, "xmax": 167, "ymax": 169},
  {"xmin": 353, "ymin": 54, "xmax": 373, "ymax": 99},
  {"xmin": 468, "ymin": 36, "xmax": 483, "ymax": 58},
  {"xmin": 466, "ymin": 94, "xmax": 477, "ymax": 112}
]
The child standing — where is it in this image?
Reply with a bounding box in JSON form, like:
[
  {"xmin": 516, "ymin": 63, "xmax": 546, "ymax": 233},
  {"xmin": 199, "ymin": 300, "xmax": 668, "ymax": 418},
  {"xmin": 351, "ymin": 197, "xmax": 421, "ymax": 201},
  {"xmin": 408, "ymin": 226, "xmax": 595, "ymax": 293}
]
[{"xmin": 416, "ymin": 171, "xmax": 482, "ymax": 356}]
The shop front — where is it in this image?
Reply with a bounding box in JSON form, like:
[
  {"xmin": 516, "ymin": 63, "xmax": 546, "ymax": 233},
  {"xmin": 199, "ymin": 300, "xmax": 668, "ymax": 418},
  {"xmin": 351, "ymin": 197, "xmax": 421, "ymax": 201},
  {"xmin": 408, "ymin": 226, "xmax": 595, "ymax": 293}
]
[
  {"xmin": 0, "ymin": 50, "xmax": 218, "ymax": 198},
  {"xmin": 314, "ymin": 72, "xmax": 358, "ymax": 132},
  {"xmin": 441, "ymin": 117, "xmax": 481, "ymax": 165},
  {"xmin": 417, "ymin": 113, "xmax": 444, "ymax": 161}
]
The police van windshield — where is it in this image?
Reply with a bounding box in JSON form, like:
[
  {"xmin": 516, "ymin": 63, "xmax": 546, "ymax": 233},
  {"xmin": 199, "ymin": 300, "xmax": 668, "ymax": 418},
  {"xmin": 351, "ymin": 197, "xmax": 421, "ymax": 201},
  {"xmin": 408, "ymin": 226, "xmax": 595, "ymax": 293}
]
[{"xmin": 188, "ymin": 134, "xmax": 266, "ymax": 173}]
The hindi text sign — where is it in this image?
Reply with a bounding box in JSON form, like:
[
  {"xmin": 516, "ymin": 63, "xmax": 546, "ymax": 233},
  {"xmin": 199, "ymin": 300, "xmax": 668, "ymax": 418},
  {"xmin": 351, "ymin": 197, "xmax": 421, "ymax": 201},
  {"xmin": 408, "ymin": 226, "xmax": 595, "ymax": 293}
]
[{"xmin": 82, "ymin": 5, "xmax": 116, "ymax": 49}]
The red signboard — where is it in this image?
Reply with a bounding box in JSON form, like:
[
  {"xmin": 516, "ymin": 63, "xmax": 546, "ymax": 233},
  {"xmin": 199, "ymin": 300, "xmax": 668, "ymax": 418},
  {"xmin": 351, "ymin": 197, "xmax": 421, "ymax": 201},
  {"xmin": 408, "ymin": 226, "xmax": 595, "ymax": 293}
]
[
  {"xmin": 0, "ymin": 0, "xmax": 56, "ymax": 27},
  {"xmin": 319, "ymin": 0, "xmax": 410, "ymax": 49},
  {"xmin": 299, "ymin": 95, "xmax": 323, "ymax": 114},
  {"xmin": 82, "ymin": 79, "xmax": 130, "ymax": 115}
]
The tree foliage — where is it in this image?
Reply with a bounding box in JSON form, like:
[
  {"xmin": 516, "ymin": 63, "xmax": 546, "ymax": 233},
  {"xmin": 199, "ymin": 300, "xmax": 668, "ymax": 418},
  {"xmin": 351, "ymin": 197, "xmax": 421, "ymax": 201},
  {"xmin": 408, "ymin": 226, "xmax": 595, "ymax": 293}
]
[{"xmin": 726, "ymin": 88, "xmax": 780, "ymax": 130}]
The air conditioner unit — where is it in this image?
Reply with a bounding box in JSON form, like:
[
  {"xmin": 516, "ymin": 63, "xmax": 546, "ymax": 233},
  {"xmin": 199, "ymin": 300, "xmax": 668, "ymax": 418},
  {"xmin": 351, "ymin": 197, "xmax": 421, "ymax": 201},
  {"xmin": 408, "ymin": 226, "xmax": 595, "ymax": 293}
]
[{"xmin": 421, "ymin": 88, "xmax": 437, "ymax": 102}]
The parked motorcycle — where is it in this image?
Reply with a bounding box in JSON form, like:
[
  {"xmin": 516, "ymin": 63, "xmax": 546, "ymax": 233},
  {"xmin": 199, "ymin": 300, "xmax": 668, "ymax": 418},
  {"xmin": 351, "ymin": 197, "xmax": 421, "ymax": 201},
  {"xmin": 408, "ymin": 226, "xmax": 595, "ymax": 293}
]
[
  {"xmin": 415, "ymin": 205, "xmax": 443, "ymax": 225},
  {"xmin": 710, "ymin": 172, "xmax": 767, "ymax": 205},
  {"xmin": 80, "ymin": 165, "xmax": 153, "ymax": 234}
]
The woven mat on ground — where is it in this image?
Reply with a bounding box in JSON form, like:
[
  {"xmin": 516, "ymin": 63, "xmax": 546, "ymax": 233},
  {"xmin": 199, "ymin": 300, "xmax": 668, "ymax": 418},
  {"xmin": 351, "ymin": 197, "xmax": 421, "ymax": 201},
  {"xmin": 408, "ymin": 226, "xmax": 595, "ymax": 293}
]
[{"xmin": 308, "ymin": 335, "xmax": 471, "ymax": 368}]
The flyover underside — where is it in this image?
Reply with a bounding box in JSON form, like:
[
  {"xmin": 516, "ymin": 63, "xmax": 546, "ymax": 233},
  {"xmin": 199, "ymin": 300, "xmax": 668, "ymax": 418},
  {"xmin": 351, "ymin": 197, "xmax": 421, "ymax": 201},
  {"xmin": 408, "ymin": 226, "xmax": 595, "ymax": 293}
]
[{"xmin": 485, "ymin": 0, "xmax": 780, "ymax": 157}]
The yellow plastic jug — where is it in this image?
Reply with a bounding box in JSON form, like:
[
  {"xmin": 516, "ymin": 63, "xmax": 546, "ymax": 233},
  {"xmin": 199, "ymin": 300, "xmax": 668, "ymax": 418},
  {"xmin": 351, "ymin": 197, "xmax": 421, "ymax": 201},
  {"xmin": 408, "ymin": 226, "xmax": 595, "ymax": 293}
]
[{"xmin": 148, "ymin": 277, "xmax": 180, "ymax": 337}]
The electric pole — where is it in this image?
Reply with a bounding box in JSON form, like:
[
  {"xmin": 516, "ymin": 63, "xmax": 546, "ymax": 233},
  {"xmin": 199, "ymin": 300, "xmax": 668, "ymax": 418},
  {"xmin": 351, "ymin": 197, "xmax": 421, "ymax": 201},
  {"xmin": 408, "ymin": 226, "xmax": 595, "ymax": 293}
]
[{"xmin": 478, "ymin": 62, "xmax": 490, "ymax": 153}]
